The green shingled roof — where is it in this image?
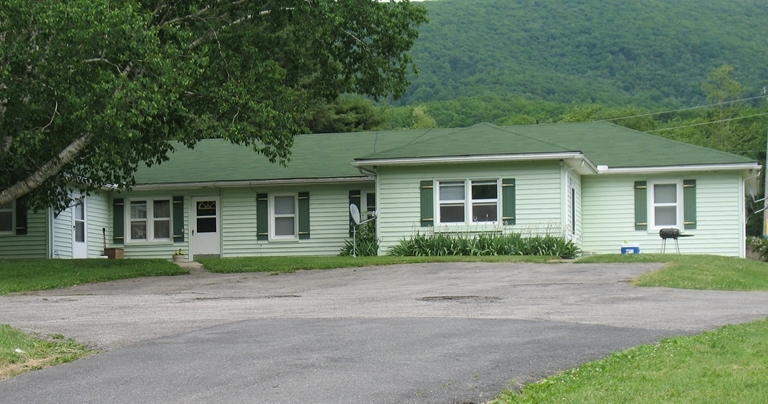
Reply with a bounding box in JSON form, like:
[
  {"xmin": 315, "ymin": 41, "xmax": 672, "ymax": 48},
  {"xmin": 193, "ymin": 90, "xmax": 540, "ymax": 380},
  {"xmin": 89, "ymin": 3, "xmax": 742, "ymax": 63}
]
[
  {"xmin": 133, "ymin": 122, "xmax": 756, "ymax": 185},
  {"xmin": 355, "ymin": 122, "xmax": 757, "ymax": 168}
]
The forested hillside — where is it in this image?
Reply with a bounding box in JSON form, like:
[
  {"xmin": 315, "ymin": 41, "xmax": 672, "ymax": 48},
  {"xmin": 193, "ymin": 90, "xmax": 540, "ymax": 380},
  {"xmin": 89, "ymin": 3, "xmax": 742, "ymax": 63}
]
[{"xmin": 402, "ymin": 0, "xmax": 768, "ymax": 108}]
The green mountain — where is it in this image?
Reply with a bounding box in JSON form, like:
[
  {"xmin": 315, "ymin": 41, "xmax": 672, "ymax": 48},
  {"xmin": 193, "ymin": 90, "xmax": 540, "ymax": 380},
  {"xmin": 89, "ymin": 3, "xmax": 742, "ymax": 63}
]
[{"xmin": 401, "ymin": 0, "xmax": 768, "ymax": 108}]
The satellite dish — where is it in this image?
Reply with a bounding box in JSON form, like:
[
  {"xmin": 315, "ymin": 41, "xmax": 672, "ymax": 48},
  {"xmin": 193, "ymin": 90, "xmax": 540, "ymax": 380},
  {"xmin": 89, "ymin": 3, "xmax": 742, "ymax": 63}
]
[{"xmin": 350, "ymin": 204, "xmax": 361, "ymax": 225}]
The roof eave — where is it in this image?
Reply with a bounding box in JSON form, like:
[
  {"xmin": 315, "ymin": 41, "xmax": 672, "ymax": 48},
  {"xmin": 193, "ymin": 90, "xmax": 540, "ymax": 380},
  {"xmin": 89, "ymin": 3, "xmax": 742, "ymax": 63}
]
[
  {"xmin": 353, "ymin": 152, "xmax": 599, "ymax": 173},
  {"xmin": 596, "ymin": 162, "xmax": 762, "ymax": 175},
  {"xmin": 128, "ymin": 176, "xmax": 374, "ymax": 191}
]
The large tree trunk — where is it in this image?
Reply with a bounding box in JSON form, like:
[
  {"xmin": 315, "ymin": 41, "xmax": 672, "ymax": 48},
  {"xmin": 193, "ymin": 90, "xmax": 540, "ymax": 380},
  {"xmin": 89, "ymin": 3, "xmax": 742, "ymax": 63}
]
[{"xmin": 0, "ymin": 133, "xmax": 94, "ymax": 206}]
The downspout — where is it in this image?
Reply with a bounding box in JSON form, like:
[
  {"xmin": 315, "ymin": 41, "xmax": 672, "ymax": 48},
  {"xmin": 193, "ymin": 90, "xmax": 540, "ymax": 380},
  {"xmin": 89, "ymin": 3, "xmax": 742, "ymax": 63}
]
[
  {"xmin": 563, "ymin": 160, "xmax": 585, "ymax": 240},
  {"xmin": 47, "ymin": 207, "xmax": 54, "ymax": 258},
  {"xmin": 356, "ymin": 166, "xmax": 377, "ymax": 177}
]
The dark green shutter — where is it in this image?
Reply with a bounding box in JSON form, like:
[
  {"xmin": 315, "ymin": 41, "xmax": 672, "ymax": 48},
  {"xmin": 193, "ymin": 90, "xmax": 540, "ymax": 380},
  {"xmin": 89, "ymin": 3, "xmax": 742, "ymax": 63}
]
[
  {"xmin": 683, "ymin": 179, "xmax": 696, "ymax": 229},
  {"xmin": 349, "ymin": 190, "xmax": 361, "ymax": 236},
  {"xmin": 15, "ymin": 197, "xmax": 27, "ymax": 235},
  {"xmin": 420, "ymin": 180, "xmax": 434, "ymax": 227},
  {"xmin": 501, "ymin": 178, "xmax": 516, "ymax": 225},
  {"xmin": 298, "ymin": 192, "xmax": 310, "ymax": 240},
  {"xmin": 634, "ymin": 181, "xmax": 648, "ymax": 230},
  {"xmin": 256, "ymin": 193, "xmax": 268, "ymax": 241},
  {"xmin": 172, "ymin": 196, "xmax": 184, "ymax": 242},
  {"xmin": 113, "ymin": 198, "xmax": 124, "ymax": 244}
]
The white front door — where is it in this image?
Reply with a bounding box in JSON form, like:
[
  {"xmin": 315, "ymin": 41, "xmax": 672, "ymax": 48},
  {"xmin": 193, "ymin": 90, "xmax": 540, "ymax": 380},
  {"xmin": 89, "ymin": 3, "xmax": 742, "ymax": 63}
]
[
  {"xmin": 191, "ymin": 197, "xmax": 221, "ymax": 258},
  {"xmin": 72, "ymin": 196, "xmax": 87, "ymax": 258}
]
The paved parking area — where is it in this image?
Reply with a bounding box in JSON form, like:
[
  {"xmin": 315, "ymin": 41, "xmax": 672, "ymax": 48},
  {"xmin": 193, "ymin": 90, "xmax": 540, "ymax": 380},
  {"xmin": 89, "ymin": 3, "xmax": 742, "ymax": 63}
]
[{"xmin": 1, "ymin": 262, "xmax": 768, "ymax": 403}]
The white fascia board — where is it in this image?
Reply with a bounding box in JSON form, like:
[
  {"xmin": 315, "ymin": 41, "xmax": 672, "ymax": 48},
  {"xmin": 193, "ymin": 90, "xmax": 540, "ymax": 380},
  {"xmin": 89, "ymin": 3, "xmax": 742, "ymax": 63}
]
[
  {"xmin": 129, "ymin": 176, "xmax": 375, "ymax": 191},
  {"xmin": 596, "ymin": 163, "xmax": 761, "ymax": 175},
  {"xmin": 353, "ymin": 153, "xmax": 598, "ymax": 172}
]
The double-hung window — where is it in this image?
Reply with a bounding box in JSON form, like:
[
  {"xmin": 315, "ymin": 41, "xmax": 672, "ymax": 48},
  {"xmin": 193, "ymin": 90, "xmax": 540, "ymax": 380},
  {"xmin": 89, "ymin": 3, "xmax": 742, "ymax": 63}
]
[
  {"xmin": 437, "ymin": 180, "xmax": 499, "ymax": 225},
  {"xmin": 0, "ymin": 201, "xmax": 12, "ymax": 233},
  {"xmin": 471, "ymin": 180, "xmax": 498, "ymax": 222},
  {"xmin": 635, "ymin": 180, "xmax": 696, "ymax": 231},
  {"xmin": 439, "ymin": 181, "xmax": 466, "ymax": 223},
  {"xmin": 650, "ymin": 181, "xmax": 682, "ymax": 228},
  {"xmin": 257, "ymin": 192, "xmax": 309, "ymax": 241},
  {"xmin": 129, "ymin": 199, "xmax": 171, "ymax": 241},
  {"xmin": 272, "ymin": 194, "xmax": 297, "ymax": 239}
]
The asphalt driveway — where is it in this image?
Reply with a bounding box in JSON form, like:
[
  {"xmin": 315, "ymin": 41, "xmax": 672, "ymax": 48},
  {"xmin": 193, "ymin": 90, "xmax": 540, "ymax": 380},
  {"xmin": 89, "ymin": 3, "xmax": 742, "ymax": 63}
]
[{"xmin": 2, "ymin": 262, "xmax": 768, "ymax": 403}]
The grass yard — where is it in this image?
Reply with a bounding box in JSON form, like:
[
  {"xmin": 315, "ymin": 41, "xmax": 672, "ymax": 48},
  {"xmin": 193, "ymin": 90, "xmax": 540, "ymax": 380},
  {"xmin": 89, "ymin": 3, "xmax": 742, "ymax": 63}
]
[
  {"xmin": 578, "ymin": 254, "xmax": 768, "ymax": 291},
  {"xmin": 0, "ymin": 259, "xmax": 188, "ymax": 295},
  {"xmin": 197, "ymin": 254, "xmax": 556, "ymax": 274},
  {"xmin": 493, "ymin": 318, "xmax": 768, "ymax": 404},
  {"xmin": 0, "ymin": 325, "xmax": 93, "ymax": 381}
]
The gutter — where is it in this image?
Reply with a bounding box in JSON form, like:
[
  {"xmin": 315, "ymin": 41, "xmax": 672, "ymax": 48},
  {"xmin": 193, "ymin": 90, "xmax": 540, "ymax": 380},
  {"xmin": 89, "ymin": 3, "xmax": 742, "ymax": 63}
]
[
  {"xmin": 128, "ymin": 176, "xmax": 375, "ymax": 191},
  {"xmin": 353, "ymin": 152, "xmax": 598, "ymax": 172},
  {"xmin": 596, "ymin": 163, "xmax": 761, "ymax": 174}
]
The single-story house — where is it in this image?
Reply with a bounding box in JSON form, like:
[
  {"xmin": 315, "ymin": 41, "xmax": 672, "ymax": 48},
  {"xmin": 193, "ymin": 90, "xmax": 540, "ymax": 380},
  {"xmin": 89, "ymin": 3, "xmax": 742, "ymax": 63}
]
[{"xmin": 0, "ymin": 122, "xmax": 760, "ymax": 260}]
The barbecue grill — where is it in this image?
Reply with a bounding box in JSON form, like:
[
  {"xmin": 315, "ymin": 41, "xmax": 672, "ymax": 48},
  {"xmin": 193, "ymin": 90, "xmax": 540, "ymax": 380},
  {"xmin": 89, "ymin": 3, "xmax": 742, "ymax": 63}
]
[{"xmin": 659, "ymin": 228, "xmax": 693, "ymax": 254}]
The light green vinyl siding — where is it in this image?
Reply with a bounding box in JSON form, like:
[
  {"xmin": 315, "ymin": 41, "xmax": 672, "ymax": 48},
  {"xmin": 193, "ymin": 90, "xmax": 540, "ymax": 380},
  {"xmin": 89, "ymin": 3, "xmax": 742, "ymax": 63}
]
[
  {"xmin": 567, "ymin": 171, "xmax": 583, "ymax": 242},
  {"xmin": 52, "ymin": 208, "xmax": 73, "ymax": 258},
  {"xmin": 377, "ymin": 162, "xmax": 563, "ymax": 254},
  {"xmin": 0, "ymin": 210, "xmax": 47, "ymax": 259},
  {"xmin": 221, "ymin": 184, "xmax": 373, "ymax": 257},
  {"xmin": 86, "ymin": 193, "xmax": 110, "ymax": 257},
  {"xmin": 582, "ymin": 172, "xmax": 744, "ymax": 257},
  {"xmin": 113, "ymin": 183, "xmax": 373, "ymax": 259},
  {"xmin": 50, "ymin": 193, "xmax": 109, "ymax": 259}
]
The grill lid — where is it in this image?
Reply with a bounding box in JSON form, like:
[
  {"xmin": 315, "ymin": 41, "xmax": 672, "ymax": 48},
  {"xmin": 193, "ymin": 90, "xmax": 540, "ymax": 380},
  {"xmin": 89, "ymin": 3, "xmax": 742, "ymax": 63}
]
[{"xmin": 659, "ymin": 228, "xmax": 680, "ymax": 239}]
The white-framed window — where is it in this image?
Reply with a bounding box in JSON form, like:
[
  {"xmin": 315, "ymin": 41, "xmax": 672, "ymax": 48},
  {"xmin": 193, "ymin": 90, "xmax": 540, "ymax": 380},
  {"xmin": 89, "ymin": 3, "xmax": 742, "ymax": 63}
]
[
  {"xmin": 649, "ymin": 181, "xmax": 682, "ymax": 228},
  {"xmin": 271, "ymin": 194, "xmax": 297, "ymax": 239},
  {"xmin": 128, "ymin": 199, "xmax": 171, "ymax": 241},
  {"xmin": 437, "ymin": 179, "xmax": 499, "ymax": 225},
  {"xmin": 0, "ymin": 200, "xmax": 13, "ymax": 233}
]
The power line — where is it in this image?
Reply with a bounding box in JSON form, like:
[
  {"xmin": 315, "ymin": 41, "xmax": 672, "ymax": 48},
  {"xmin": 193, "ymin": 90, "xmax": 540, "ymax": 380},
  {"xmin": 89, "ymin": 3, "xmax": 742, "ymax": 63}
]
[
  {"xmin": 601, "ymin": 95, "xmax": 768, "ymax": 122},
  {"xmin": 647, "ymin": 112, "xmax": 768, "ymax": 133}
]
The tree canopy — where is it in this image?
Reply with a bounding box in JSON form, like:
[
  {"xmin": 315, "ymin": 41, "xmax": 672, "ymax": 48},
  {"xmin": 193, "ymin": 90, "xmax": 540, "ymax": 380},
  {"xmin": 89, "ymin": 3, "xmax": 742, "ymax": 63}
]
[
  {"xmin": 401, "ymin": 0, "xmax": 768, "ymax": 108},
  {"xmin": 0, "ymin": 0, "xmax": 427, "ymax": 211}
]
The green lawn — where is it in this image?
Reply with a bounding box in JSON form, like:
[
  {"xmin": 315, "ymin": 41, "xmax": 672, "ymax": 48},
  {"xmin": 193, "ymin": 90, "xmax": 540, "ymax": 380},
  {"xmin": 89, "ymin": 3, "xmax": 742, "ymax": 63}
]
[
  {"xmin": 197, "ymin": 254, "xmax": 556, "ymax": 274},
  {"xmin": 493, "ymin": 318, "xmax": 768, "ymax": 404},
  {"xmin": 0, "ymin": 259, "xmax": 188, "ymax": 295},
  {"xmin": 577, "ymin": 254, "xmax": 768, "ymax": 291},
  {"xmin": 0, "ymin": 325, "xmax": 92, "ymax": 381}
]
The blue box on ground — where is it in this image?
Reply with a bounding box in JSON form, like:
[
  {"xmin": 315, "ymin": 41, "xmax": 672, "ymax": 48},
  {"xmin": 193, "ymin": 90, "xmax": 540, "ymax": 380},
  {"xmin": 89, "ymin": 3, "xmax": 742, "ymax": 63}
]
[{"xmin": 621, "ymin": 244, "xmax": 639, "ymax": 254}]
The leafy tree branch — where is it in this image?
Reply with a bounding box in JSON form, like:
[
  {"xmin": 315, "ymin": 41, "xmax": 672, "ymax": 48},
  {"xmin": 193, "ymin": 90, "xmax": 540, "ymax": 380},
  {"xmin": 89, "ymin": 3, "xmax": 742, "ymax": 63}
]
[{"xmin": 0, "ymin": 0, "xmax": 427, "ymax": 211}]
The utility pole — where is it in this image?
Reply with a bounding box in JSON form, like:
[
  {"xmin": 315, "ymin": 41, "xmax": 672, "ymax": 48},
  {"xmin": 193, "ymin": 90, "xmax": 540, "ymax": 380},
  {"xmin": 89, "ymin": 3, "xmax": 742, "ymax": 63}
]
[{"xmin": 763, "ymin": 87, "xmax": 768, "ymax": 237}]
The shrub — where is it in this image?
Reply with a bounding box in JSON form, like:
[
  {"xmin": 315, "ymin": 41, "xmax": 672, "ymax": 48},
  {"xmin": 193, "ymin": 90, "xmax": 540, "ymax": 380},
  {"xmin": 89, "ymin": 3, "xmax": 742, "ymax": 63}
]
[
  {"xmin": 747, "ymin": 236, "xmax": 768, "ymax": 261},
  {"xmin": 339, "ymin": 220, "xmax": 379, "ymax": 256},
  {"xmin": 388, "ymin": 231, "xmax": 579, "ymax": 259}
]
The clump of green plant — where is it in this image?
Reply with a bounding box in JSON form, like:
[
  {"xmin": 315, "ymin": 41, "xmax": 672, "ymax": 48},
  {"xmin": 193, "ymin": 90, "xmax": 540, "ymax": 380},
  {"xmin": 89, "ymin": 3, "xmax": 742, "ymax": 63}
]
[
  {"xmin": 747, "ymin": 236, "xmax": 768, "ymax": 261},
  {"xmin": 1, "ymin": 325, "xmax": 93, "ymax": 380},
  {"xmin": 388, "ymin": 231, "xmax": 579, "ymax": 259},
  {"xmin": 339, "ymin": 220, "xmax": 379, "ymax": 256}
]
